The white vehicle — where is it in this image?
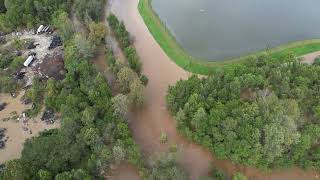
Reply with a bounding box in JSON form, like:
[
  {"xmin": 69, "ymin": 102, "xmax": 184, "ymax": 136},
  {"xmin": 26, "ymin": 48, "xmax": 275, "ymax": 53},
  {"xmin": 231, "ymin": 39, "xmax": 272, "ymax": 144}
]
[
  {"xmin": 23, "ymin": 56, "xmax": 34, "ymax": 67},
  {"xmin": 37, "ymin": 25, "xmax": 44, "ymax": 34},
  {"xmin": 43, "ymin": 26, "xmax": 50, "ymax": 32}
]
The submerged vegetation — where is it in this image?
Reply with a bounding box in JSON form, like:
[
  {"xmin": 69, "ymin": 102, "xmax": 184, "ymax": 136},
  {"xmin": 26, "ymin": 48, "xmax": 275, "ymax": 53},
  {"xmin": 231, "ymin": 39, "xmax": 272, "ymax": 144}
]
[
  {"xmin": 167, "ymin": 54, "xmax": 320, "ymax": 170},
  {"xmin": 108, "ymin": 14, "xmax": 142, "ymax": 74},
  {"xmin": 138, "ymin": 0, "xmax": 320, "ymax": 75}
]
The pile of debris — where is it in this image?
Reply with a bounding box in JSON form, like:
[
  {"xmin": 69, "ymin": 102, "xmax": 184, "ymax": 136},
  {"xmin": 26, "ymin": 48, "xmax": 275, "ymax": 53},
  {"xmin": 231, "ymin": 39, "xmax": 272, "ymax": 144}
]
[
  {"xmin": 41, "ymin": 109, "xmax": 56, "ymax": 124},
  {"xmin": 36, "ymin": 52, "xmax": 65, "ymax": 80},
  {"xmin": 48, "ymin": 35, "xmax": 62, "ymax": 50},
  {"xmin": 21, "ymin": 97, "xmax": 32, "ymax": 105},
  {"xmin": 13, "ymin": 71, "xmax": 26, "ymax": 80},
  {"xmin": 0, "ymin": 164, "xmax": 5, "ymax": 173},
  {"xmin": 26, "ymin": 41, "xmax": 39, "ymax": 50},
  {"xmin": 0, "ymin": 128, "xmax": 7, "ymax": 149},
  {"xmin": 0, "ymin": 102, "xmax": 7, "ymax": 111}
]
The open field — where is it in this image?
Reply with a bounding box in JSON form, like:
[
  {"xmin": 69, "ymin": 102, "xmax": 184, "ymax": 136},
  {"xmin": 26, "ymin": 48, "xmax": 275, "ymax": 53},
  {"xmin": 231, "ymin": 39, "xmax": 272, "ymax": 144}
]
[{"xmin": 138, "ymin": 0, "xmax": 320, "ymax": 75}]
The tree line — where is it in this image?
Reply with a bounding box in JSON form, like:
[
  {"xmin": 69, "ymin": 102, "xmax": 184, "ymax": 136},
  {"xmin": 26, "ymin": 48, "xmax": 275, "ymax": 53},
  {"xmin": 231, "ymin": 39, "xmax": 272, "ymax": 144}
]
[
  {"xmin": 0, "ymin": 0, "xmax": 72, "ymax": 32},
  {"xmin": 167, "ymin": 54, "xmax": 320, "ymax": 170},
  {"xmin": 0, "ymin": 0, "xmax": 105, "ymax": 32},
  {"xmin": 107, "ymin": 14, "xmax": 142, "ymax": 74}
]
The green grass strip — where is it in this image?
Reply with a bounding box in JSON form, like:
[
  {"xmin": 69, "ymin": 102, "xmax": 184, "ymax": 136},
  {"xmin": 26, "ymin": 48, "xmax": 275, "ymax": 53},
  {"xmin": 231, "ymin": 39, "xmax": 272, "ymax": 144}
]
[{"xmin": 138, "ymin": 0, "xmax": 320, "ymax": 75}]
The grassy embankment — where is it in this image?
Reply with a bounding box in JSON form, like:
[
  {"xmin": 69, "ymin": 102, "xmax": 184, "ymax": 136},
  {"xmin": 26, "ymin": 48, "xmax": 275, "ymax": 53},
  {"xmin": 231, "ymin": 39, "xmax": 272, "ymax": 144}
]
[{"xmin": 138, "ymin": 0, "xmax": 320, "ymax": 75}]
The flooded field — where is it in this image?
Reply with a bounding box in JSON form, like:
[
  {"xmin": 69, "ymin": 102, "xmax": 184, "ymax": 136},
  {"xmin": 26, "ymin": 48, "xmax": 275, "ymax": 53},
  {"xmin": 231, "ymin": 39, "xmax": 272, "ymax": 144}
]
[
  {"xmin": 152, "ymin": 0, "xmax": 320, "ymax": 60},
  {"xmin": 0, "ymin": 92, "xmax": 59, "ymax": 163},
  {"xmin": 108, "ymin": 163, "xmax": 140, "ymax": 180}
]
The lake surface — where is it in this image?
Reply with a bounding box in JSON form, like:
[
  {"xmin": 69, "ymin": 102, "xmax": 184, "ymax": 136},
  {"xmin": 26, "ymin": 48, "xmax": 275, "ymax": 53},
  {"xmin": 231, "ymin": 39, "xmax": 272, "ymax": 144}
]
[{"xmin": 151, "ymin": 0, "xmax": 320, "ymax": 61}]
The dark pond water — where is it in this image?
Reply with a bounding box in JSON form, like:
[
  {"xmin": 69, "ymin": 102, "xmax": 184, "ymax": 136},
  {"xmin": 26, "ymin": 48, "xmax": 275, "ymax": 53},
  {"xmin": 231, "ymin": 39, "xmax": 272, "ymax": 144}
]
[{"xmin": 152, "ymin": 0, "xmax": 320, "ymax": 61}]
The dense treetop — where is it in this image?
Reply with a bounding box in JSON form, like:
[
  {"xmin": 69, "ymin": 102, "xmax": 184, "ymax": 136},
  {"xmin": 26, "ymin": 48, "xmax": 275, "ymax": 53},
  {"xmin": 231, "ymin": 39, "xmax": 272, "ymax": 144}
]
[
  {"xmin": 0, "ymin": 0, "xmax": 72, "ymax": 31},
  {"xmin": 167, "ymin": 54, "xmax": 320, "ymax": 169}
]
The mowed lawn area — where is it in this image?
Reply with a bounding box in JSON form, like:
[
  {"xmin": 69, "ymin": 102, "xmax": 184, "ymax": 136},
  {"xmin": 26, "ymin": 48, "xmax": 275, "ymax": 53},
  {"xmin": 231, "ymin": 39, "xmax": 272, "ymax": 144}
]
[{"xmin": 138, "ymin": 0, "xmax": 320, "ymax": 75}]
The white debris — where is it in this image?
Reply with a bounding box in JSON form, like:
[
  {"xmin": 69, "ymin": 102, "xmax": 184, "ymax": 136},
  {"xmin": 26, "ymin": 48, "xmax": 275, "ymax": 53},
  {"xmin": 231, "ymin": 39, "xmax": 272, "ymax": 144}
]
[
  {"xmin": 19, "ymin": 32, "xmax": 53, "ymax": 66},
  {"xmin": 37, "ymin": 25, "xmax": 44, "ymax": 34},
  {"xmin": 23, "ymin": 55, "xmax": 34, "ymax": 67}
]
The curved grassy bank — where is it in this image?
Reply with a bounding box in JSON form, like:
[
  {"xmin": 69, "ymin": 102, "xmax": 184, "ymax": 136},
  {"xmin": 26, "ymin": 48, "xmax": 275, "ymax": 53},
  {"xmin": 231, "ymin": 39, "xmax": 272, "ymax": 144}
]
[{"xmin": 138, "ymin": 0, "xmax": 320, "ymax": 75}]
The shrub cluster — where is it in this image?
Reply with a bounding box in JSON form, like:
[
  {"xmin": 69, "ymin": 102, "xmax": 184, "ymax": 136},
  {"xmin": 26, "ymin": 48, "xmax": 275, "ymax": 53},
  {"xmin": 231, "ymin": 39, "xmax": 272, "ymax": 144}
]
[{"xmin": 107, "ymin": 14, "xmax": 142, "ymax": 74}]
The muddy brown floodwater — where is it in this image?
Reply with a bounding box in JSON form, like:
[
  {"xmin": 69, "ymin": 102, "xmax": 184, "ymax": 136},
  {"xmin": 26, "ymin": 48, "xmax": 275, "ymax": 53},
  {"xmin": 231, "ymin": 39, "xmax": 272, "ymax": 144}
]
[
  {"xmin": 108, "ymin": 0, "xmax": 320, "ymax": 179},
  {"xmin": 0, "ymin": 92, "xmax": 59, "ymax": 164}
]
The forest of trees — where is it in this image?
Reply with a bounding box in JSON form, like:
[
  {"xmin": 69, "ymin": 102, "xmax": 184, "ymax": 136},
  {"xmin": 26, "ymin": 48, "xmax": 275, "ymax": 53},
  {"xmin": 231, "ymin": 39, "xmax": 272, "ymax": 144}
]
[
  {"xmin": 74, "ymin": 0, "xmax": 104, "ymax": 22},
  {"xmin": 0, "ymin": 0, "xmax": 72, "ymax": 32},
  {"xmin": 0, "ymin": 0, "xmax": 105, "ymax": 32},
  {"xmin": 167, "ymin": 54, "xmax": 320, "ymax": 170},
  {"xmin": 0, "ymin": 0, "xmax": 146, "ymax": 179},
  {"xmin": 1, "ymin": 31, "xmax": 145, "ymax": 178}
]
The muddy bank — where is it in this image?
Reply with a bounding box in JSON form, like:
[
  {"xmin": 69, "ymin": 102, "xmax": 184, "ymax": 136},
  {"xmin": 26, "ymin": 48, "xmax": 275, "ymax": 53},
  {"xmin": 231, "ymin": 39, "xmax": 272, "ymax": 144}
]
[
  {"xmin": 107, "ymin": 162, "xmax": 141, "ymax": 180},
  {"xmin": 0, "ymin": 92, "xmax": 59, "ymax": 163},
  {"xmin": 301, "ymin": 51, "xmax": 320, "ymax": 64}
]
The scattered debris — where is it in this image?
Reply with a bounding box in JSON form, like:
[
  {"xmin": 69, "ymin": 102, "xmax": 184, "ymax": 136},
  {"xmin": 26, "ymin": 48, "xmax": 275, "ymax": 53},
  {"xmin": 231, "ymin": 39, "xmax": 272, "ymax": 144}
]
[
  {"xmin": 0, "ymin": 164, "xmax": 5, "ymax": 173},
  {"xmin": 15, "ymin": 50, "xmax": 22, "ymax": 56},
  {"xmin": 1, "ymin": 118, "xmax": 10, "ymax": 122},
  {"xmin": 48, "ymin": 35, "xmax": 62, "ymax": 50},
  {"xmin": 27, "ymin": 42, "xmax": 37, "ymax": 49},
  {"xmin": 22, "ymin": 98, "xmax": 32, "ymax": 105},
  {"xmin": 0, "ymin": 36, "xmax": 6, "ymax": 44},
  {"xmin": 41, "ymin": 109, "xmax": 56, "ymax": 124},
  {"xmin": 36, "ymin": 52, "xmax": 65, "ymax": 80},
  {"xmin": 10, "ymin": 92, "xmax": 16, "ymax": 98},
  {"xmin": 23, "ymin": 55, "xmax": 35, "ymax": 67},
  {"xmin": 0, "ymin": 103, "xmax": 7, "ymax": 111},
  {"xmin": 28, "ymin": 51, "xmax": 37, "ymax": 56},
  {"xmin": 0, "ymin": 128, "xmax": 7, "ymax": 149},
  {"xmin": 22, "ymin": 127, "xmax": 29, "ymax": 132},
  {"xmin": 13, "ymin": 71, "xmax": 26, "ymax": 80}
]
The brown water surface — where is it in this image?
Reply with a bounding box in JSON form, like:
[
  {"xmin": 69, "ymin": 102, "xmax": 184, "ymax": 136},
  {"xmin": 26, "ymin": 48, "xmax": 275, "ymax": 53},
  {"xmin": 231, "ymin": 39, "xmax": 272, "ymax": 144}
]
[
  {"xmin": 107, "ymin": 0, "xmax": 320, "ymax": 179},
  {"xmin": 0, "ymin": 92, "xmax": 59, "ymax": 163}
]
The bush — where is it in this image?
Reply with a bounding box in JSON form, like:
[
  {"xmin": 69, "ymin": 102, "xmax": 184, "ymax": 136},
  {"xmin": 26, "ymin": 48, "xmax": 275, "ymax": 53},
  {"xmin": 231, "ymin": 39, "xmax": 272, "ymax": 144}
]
[
  {"xmin": 0, "ymin": 54, "xmax": 14, "ymax": 69},
  {"xmin": 140, "ymin": 74, "xmax": 149, "ymax": 86},
  {"xmin": 232, "ymin": 172, "xmax": 247, "ymax": 180},
  {"xmin": 107, "ymin": 14, "xmax": 143, "ymax": 74},
  {"xmin": 9, "ymin": 56, "xmax": 24, "ymax": 72},
  {"xmin": 125, "ymin": 47, "xmax": 142, "ymax": 73}
]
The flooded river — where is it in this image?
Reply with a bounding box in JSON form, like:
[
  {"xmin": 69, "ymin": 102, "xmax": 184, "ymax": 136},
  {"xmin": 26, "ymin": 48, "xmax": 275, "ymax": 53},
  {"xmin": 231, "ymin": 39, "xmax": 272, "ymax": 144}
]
[
  {"xmin": 108, "ymin": 0, "xmax": 319, "ymax": 179},
  {"xmin": 152, "ymin": 0, "xmax": 320, "ymax": 60}
]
